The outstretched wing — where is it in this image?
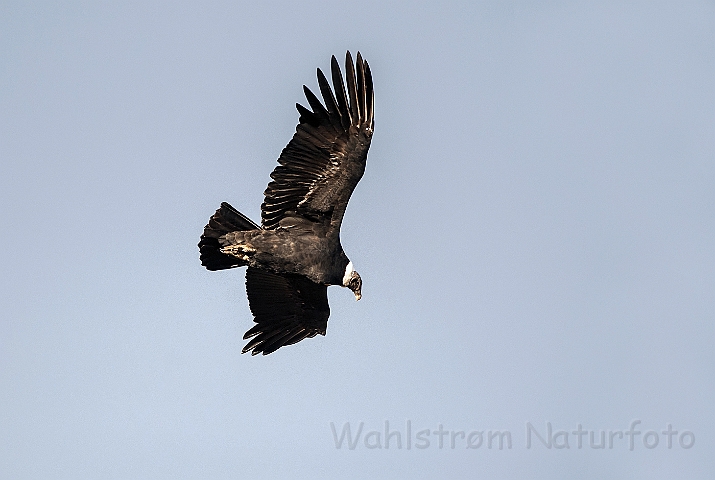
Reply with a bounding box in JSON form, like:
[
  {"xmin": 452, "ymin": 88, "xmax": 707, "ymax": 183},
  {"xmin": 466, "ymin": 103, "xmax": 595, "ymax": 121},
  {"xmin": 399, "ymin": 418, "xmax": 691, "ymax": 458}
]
[
  {"xmin": 261, "ymin": 51, "xmax": 374, "ymax": 232},
  {"xmin": 242, "ymin": 268, "xmax": 330, "ymax": 355}
]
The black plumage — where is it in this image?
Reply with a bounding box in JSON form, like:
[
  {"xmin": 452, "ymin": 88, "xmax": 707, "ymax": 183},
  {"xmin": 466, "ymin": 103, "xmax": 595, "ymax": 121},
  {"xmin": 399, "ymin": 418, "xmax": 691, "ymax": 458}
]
[{"xmin": 199, "ymin": 51, "xmax": 374, "ymax": 355}]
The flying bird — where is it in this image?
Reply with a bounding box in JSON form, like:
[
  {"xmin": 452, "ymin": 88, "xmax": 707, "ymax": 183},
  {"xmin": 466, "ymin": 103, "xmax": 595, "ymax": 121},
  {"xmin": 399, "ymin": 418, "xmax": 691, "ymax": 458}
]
[{"xmin": 199, "ymin": 51, "xmax": 374, "ymax": 355}]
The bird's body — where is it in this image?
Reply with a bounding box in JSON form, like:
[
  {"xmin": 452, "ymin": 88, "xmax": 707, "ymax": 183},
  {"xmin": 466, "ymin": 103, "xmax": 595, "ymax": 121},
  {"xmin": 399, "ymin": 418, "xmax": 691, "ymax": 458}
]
[
  {"xmin": 219, "ymin": 219, "xmax": 349, "ymax": 285},
  {"xmin": 199, "ymin": 52, "xmax": 374, "ymax": 355}
]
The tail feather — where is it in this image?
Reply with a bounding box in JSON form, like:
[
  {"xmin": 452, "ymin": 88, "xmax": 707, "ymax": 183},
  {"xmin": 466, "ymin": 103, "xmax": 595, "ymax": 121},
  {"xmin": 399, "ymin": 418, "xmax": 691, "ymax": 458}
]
[{"xmin": 199, "ymin": 202, "xmax": 260, "ymax": 271}]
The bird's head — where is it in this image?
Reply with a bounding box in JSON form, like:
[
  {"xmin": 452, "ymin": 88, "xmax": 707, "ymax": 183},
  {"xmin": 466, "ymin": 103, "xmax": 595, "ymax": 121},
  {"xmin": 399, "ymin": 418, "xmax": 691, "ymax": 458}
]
[{"xmin": 342, "ymin": 261, "xmax": 362, "ymax": 301}]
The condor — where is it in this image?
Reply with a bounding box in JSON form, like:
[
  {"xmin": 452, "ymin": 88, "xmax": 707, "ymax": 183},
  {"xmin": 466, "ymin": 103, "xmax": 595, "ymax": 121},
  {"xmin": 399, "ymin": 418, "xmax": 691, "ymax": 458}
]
[{"xmin": 199, "ymin": 52, "xmax": 374, "ymax": 355}]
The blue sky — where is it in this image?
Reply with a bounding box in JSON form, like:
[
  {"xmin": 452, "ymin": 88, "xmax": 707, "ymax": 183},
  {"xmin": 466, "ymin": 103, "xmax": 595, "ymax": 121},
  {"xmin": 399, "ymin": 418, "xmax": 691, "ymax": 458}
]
[{"xmin": 2, "ymin": 1, "xmax": 714, "ymax": 478}]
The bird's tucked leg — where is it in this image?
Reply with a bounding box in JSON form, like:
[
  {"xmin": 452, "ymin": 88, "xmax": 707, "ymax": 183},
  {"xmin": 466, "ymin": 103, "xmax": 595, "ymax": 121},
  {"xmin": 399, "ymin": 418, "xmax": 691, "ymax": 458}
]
[{"xmin": 219, "ymin": 241, "xmax": 257, "ymax": 263}]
